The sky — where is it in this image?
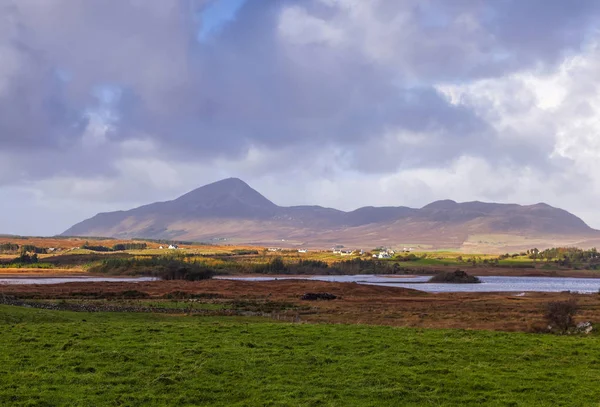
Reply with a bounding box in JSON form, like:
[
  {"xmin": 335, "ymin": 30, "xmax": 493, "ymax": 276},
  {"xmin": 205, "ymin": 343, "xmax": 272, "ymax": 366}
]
[{"xmin": 2, "ymin": 0, "xmax": 600, "ymax": 236}]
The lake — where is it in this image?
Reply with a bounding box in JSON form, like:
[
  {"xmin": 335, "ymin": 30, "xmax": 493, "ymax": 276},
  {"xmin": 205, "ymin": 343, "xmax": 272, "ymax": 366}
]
[
  {"xmin": 217, "ymin": 275, "xmax": 600, "ymax": 293},
  {"xmin": 0, "ymin": 277, "xmax": 159, "ymax": 285},
  {"xmin": 2, "ymin": 274, "xmax": 600, "ymax": 293}
]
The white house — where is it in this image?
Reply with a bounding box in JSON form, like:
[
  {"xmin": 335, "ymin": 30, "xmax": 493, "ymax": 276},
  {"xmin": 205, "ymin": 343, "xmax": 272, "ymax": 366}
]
[
  {"xmin": 168, "ymin": 244, "xmax": 179, "ymax": 250},
  {"xmin": 298, "ymin": 249, "xmax": 307, "ymax": 253}
]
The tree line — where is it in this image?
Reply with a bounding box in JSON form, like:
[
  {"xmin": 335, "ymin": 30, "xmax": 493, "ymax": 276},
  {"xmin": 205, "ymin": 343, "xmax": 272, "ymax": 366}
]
[
  {"xmin": 82, "ymin": 242, "xmax": 148, "ymax": 252},
  {"xmin": 0, "ymin": 243, "xmax": 47, "ymax": 254},
  {"xmin": 528, "ymin": 247, "xmax": 600, "ymax": 268}
]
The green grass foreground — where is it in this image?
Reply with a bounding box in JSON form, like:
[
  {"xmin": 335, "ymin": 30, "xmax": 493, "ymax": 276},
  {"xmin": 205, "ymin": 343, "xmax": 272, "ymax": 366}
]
[{"xmin": 1, "ymin": 306, "xmax": 599, "ymax": 406}]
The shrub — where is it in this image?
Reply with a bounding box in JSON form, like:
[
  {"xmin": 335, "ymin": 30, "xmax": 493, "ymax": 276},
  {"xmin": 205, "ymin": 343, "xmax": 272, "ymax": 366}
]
[
  {"xmin": 398, "ymin": 253, "xmax": 419, "ymax": 262},
  {"xmin": 12, "ymin": 253, "xmax": 39, "ymax": 264},
  {"xmin": 545, "ymin": 299, "xmax": 579, "ymax": 334}
]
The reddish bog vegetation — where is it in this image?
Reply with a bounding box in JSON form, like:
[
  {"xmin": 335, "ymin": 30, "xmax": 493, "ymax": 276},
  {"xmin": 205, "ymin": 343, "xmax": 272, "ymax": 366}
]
[{"xmin": 2, "ymin": 279, "xmax": 599, "ymax": 332}]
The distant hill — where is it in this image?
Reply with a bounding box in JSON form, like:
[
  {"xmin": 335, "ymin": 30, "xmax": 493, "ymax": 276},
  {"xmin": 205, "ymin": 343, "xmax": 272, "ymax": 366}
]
[{"xmin": 62, "ymin": 178, "xmax": 600, "ymax": 252}]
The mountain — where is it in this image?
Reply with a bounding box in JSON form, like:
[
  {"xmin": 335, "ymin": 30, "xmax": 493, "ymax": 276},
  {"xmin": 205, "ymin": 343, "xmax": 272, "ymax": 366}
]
[{"xmin": 62, "ymin": 178, "xmax": 599, "ymax": 252}]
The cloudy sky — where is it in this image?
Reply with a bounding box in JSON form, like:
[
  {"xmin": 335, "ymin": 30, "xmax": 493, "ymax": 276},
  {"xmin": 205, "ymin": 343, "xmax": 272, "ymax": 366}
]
[{"xmin": 2, "ymin": 0, "xmax": 600, "ymax": 235}]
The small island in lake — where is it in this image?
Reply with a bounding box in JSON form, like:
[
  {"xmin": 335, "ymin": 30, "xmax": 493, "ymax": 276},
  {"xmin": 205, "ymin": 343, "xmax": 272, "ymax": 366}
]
[{"xmin": 429, "ymin": 270, "xmax": 481, "ymax": 284}]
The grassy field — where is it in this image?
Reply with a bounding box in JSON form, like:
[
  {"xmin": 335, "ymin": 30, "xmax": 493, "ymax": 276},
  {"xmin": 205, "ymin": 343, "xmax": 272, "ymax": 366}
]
[{"xmin": 1, "ymin": 305, "xmax": 599, "ymax": 406}]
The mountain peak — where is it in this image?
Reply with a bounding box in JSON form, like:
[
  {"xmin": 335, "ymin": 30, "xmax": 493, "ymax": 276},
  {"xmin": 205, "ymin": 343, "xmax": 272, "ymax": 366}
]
[
  {"xmin": 421, "ymin": 199, "xmax": 458, "ymax": 210},
  {"xmin": 173, "ymin": 177, "xmax": 278, "ymax": 217},
  {"xmin": 212, "ymin": 177, "xmax": 248, "ymax": 187}
]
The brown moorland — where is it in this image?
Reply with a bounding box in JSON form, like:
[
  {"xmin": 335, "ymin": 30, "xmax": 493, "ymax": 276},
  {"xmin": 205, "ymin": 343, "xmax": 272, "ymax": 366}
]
[{"xmin": 2, "ymin": 279, "xmax": 598, "ymax": 332}]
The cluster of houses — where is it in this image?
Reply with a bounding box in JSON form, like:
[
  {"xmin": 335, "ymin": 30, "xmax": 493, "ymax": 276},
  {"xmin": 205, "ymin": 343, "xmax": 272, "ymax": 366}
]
[
  {"xmin": 267, "ymin": 247, "xmax": 309, "ymax": 253},
  {"xmin": 260, "ymin": 245, "xmax": 416, "ymax": 258},
  {"xmin": 158, "ymin": 244, "xmax": 179, "ymax": 250},
  {"xmin": 374, "ymin": 249, "xmax": 395, "ymax": 259},
  {"xmin": 331, "ymin": 248, "xmax": 364, "ymax": 256}
]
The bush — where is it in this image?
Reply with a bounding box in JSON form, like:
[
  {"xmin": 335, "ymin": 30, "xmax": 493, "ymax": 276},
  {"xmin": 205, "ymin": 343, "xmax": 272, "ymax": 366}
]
[
  {"xmin": 429, "ymin": 270, "xmax": 481, "ymax": 284},
  {"xmin": 545, "ymin": 299, "xmax": 579, "ymax": 334},
  {"xmin": 398, "ymin": 253, "xmax": 419, "ymax": 262},
  {"xmin": 12, "ymin": 253, "xmax": 39, "ymax": 264}
]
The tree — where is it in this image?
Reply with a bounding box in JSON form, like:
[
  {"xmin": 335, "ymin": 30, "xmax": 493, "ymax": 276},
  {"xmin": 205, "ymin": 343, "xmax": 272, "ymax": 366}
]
[{"xmin": 530, "ymin": 248, "xmax": 540, "ymax": 263}]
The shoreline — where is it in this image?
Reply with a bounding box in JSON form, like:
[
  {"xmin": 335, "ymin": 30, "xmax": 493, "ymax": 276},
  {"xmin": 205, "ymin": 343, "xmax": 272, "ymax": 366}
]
[{"xmin": 2, "ymin": 270, "xmax": 600, "ymax": 279}]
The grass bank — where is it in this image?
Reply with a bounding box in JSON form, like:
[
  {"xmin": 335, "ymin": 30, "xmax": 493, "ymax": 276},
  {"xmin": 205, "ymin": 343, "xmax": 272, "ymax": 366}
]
[{"xmin": 1, "ymin": 305, "xmax": 599, "ymax": 406}]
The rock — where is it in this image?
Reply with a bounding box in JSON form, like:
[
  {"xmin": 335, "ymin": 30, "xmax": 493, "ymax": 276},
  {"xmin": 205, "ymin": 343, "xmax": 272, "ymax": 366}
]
[{"xmin": 575, "ymin": 321, "xmax": 593, "ymax": 334}]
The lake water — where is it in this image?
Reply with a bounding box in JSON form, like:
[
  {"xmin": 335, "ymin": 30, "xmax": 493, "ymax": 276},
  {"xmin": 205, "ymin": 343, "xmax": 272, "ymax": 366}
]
[
  {"xmin": 0, "ymin": 277, "xmax": 158, "ymax": 285},
  {"xmin": 2, "ymin": 274, "xmax": 600, "ymax": 293},
  {"xmin": 217, "ymin": 275, "xmax": 600, "ymax": 293}
]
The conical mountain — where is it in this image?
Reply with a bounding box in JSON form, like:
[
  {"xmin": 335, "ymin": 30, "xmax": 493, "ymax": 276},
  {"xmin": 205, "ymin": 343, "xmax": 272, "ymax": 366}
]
[
  {"xmin": 62, "ymin": 178, "xmax": 599, "ymax": 251},
  {"xmin": 168, "ymin": 178, "xmax": 278, "ymax": 218}
]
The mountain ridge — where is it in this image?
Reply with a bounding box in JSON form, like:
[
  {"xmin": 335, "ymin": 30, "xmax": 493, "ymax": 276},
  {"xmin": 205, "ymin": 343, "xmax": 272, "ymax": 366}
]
[{"xmin": 62, "ymin": 178, "xmax": 598, "ymax": 251}]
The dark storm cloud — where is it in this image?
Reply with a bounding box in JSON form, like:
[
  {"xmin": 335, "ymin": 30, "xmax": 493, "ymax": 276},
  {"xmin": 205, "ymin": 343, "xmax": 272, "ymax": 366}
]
[
  {"xmin": 0, "ymin": 3, "xmax": 85, "ymax": 151},
  {"xmin": 0, "ymin": 0, "xmax": 598, "ymax": 182}
]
